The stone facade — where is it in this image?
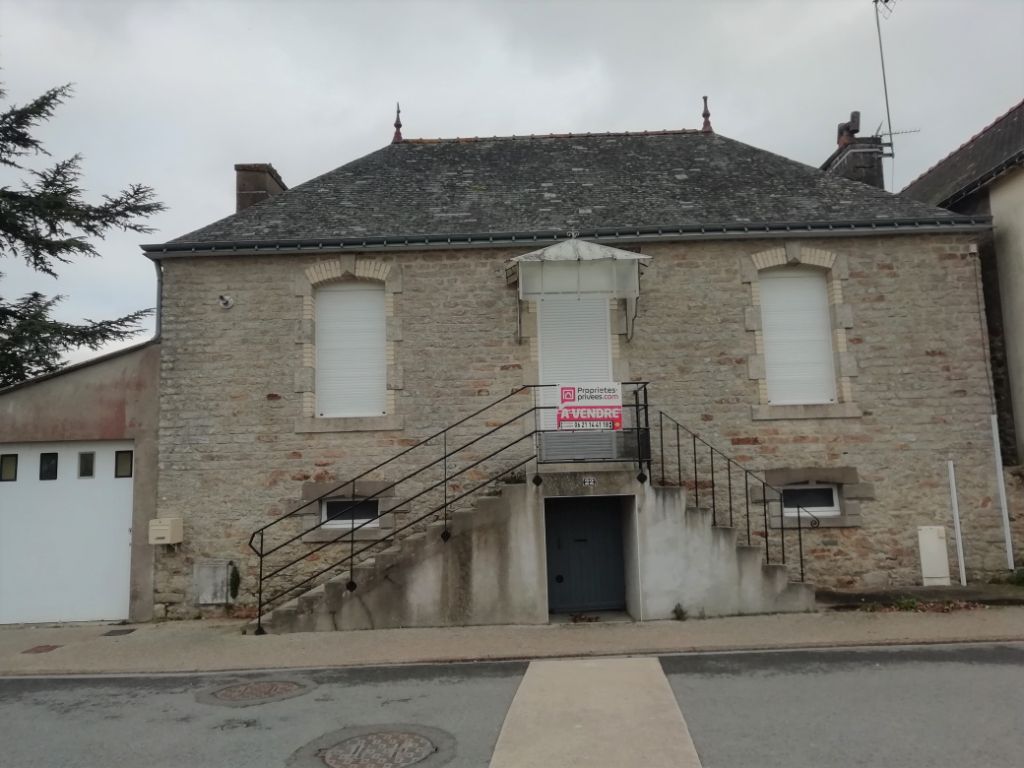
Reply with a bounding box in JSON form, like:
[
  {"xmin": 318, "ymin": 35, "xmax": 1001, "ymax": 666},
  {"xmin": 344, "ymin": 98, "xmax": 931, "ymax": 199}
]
[{"xmin": 152, "ymin": 233, "xmax": 1019, "ymax": 616}]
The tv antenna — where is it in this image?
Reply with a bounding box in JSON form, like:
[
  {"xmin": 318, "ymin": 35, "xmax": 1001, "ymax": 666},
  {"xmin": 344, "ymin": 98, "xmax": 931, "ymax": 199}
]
[
  {"xmin": 873, "ymin": 121, "xmax": 920, "ymax": 139},
  {"xmin": 874, "ymin": 0, "xmax": 898, "ymax": 189}
]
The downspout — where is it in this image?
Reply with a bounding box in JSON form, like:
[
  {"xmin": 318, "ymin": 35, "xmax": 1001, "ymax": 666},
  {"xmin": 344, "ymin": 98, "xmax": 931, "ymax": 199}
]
[
  {"xmin": 151, "ymin": 258, "xmax": 164, "ymax": 340},
  {"xmin": 970, "ymin": 244, "xmax": 1015, "ymax": 569}
]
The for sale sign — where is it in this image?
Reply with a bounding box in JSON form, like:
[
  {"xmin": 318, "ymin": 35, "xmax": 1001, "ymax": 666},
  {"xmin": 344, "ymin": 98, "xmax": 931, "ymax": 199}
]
[{"xmin": 556, "ymin": 383, "xmax": 623, "ymax": 431}]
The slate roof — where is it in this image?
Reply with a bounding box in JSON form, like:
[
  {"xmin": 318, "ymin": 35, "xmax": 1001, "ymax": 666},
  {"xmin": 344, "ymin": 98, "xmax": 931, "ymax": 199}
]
[
  {"xmin": 902, "ymin": 100, "xmax": 1024, "ymax": 208},
  {"xmin": 146, "ymin": 130, "xmax": 985, "ymax": 254}
]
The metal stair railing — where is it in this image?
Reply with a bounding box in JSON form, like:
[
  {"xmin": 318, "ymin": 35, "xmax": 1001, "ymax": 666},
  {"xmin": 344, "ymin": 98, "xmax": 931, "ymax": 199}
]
[
  {"xmin": 651, "ymin": 410, "xmax": 820, "ymax": 582},
  {"xmin": 248, "ymin": 382, "xmax": 652, "ymax": 633},
  {"xmin": 248, "ymin": 386, "xmax": 539, "ymax": 633}
]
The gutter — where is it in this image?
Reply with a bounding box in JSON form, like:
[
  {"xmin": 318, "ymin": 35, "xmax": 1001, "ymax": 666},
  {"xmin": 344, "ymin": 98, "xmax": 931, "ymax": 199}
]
[{"xmin": 141, "ymin": 216, "xmax": 992, "ymax": 258}]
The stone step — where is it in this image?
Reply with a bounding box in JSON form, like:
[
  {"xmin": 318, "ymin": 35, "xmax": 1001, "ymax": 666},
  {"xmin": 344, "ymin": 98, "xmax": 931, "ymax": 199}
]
[{"xmin": 255, "ymin": 472, "xmax": 813, "ymax": 634}]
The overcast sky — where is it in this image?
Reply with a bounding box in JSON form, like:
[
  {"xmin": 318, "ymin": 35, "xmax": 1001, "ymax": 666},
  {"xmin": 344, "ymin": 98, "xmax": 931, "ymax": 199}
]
[{"xmin": 1, "ymin": 0, "xmax": 1022, "ymax": 364}]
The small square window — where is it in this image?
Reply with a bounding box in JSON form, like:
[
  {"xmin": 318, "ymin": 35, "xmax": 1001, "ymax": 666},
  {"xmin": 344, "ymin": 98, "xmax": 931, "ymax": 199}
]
[
  {"xmin": 39, "ymin": 453, "xmax": 58, "ymax": 481},
  {"xmin": 78, "ymin": 452, "xmax": 95, "ymax": 478},
  {"xmin": 0, "ymin": 454, "xmax": 17, "ymax": 482},
  {"xmin": 114, "ymin": 450, "xmax": 134, "ymax": 478},
  {"xmin": 782, "ymin": 483, "xmax": 840, "ymax": 517},
  {"xmin": 322, "ymin": 498, "xmax": 380, "ymax": 529}
]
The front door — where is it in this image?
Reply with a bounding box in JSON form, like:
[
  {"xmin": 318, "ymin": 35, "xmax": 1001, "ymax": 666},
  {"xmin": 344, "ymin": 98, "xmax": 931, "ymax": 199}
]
[
  {"xmin": 537, "ymin": 295, "xmax": 615, "ymax": 461},
  {"xmin": 545, "ymin": 497, "xmax": 626, "ymax": 614}
]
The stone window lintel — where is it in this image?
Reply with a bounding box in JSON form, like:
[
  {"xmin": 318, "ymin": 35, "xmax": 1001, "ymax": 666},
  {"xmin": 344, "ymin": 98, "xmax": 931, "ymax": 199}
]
[
  {"xmin": 752, "ymin": 402, "xmax": 863, "ymax": 420},
  {"xmin": 294, "ymin": 414, "xmax": 405, "ymax": 433}
]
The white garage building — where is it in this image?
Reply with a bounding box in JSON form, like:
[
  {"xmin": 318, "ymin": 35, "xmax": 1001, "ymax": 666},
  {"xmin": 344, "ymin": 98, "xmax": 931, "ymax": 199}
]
[{"xmin": 0, "ymin": 342, "xmax": 159, "ymax": 624}]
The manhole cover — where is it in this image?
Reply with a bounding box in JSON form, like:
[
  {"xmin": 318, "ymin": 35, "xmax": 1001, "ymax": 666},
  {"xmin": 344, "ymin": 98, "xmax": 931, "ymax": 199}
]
[
  {"xmin": 197, "ymin": 677, "xmax": 313, "ymax": 707},
  {"xmin": 287, "ymin": 724, "xmax": 454, "ymax": 768},
  {"xmin": 321, "ymin": 732, "xmax": 435, "ymax": 768},
  {"xmin": 213, "ymin": 680, "xmax": 303, "ymax": 702}
]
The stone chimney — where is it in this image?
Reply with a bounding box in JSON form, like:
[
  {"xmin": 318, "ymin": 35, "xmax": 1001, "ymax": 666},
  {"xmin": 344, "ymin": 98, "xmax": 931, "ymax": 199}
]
[
  {"xmin": 820, "ymin": 111, "xmax": 886, "ymax": 189},
  {"xmin": 234, "ymin": 163, "xmax": 287, "ymax": 212}
]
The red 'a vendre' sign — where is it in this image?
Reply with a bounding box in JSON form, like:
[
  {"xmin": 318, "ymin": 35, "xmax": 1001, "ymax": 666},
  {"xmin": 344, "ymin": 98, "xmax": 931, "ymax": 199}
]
[{"xmin": 556, "ymin": 383, "xmax": 622, "ymax": 431}]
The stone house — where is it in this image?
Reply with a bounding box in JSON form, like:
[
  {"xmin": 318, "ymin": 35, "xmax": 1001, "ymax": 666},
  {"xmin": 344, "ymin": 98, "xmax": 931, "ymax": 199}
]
[{"xmin": 1, "ymin": 106, "xmax": 1016, "ymax": 629}]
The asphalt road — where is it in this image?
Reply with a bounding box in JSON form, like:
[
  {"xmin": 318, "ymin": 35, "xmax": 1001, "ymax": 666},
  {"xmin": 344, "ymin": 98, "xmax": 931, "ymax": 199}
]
[
  {"xmin": 0, "ymin": 661, "xmax": 526, "ymax": 768},
  {"xmin": 663, "ymin": 642, "xmax": 1024, "ymax": 768},
  {"xmin": 1, "ymin": 643, "xmax": 1022, "ymax": 767}
]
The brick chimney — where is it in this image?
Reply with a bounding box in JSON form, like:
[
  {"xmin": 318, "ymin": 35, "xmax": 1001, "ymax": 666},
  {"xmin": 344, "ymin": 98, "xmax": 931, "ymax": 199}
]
[
  {"xmin": 820, "ymin": 111, "xmax": 886, "ymax": 189},
  {"xmin": 234, "ymin": 163, "xmax": 287, "ymax": 212}
]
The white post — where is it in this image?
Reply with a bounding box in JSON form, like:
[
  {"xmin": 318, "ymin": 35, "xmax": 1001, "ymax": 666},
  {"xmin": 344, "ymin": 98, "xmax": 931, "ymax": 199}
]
[
  {"xmin": 633, "ymin": 497, "xmax": 645, "ymax": 622},
  {"xmin": 947, "ymin": 460, "xmax": 967, "ymax": 587},
  {"xmin": 990, "ymin": 414, "xmax": 1016, "ymax": 570}
]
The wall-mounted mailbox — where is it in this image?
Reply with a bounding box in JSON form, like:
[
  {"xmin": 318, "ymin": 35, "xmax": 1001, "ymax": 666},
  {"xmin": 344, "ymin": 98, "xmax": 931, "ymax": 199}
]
[{"xmin": 149, "ymin": 517, "xmax": 183, "ymax": 545}]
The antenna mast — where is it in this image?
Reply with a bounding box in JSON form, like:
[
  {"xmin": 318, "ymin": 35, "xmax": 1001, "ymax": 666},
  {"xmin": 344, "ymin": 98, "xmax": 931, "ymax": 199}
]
[{"xmin": 874, "ymin": 0, "xmax": 897, "ymax": 189}]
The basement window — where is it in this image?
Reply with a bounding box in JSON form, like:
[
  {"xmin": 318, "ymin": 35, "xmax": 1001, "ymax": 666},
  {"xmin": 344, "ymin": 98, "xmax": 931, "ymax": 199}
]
[
  {"xmin": 781, "ymin": 482, "xmax": 840, "ymax": 518},
  {"xmin": 39, "ymin": 453, "xmax": 58, "ymax": 481},
  {"xmin": 0, "ymin": 454, "xmax": 16, "ymax": 482},
  {"xmin": 321, "ymin": 498, "xmax": 380, "ymax": 529}
]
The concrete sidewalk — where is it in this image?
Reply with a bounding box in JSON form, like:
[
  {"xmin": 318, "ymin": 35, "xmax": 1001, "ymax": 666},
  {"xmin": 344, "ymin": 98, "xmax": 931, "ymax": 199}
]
[
  {"xmin": 1, "ymin": 607, "xmax": 1022, "ymax": 677},
  {"xmin": 490, "ymin": 658, "xmax": 702, "ymax": 768}
]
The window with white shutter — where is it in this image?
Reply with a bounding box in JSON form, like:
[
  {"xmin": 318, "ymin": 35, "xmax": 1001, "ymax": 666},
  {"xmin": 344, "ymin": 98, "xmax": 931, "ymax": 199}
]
[
  {"xmin": 759, "ymin": 268, "xmax": 836, "ymax": 405},
  {"xmin": 315, "ymin": 282, "xmax": 387, "ymax": 417}
]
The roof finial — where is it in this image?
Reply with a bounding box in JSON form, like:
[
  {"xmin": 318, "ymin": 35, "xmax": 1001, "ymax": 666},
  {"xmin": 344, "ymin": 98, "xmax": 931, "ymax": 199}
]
[
  {"xmin": 392, "ymin": 102, "xmax": 403, "ymax": 144},
  {"xmin": 701, "ymin": 96, "xmax": 713, "ymax": 134}
]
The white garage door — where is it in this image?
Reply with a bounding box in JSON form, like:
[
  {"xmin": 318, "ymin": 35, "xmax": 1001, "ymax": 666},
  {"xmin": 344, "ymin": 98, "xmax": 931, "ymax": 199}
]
[{"xmin": 0, "ymin": 441, "xmax": 134, "ymax": 624}]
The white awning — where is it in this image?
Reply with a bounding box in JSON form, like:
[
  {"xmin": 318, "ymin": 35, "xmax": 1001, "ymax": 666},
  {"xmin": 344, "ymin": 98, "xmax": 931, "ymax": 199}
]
[
  {"xmin": 511, "ymin": 238, "xmax": 651, "ymax": 264},
  {"xmin": 506, "ymin": 239, "xmax": 650, "ymax": 299}
]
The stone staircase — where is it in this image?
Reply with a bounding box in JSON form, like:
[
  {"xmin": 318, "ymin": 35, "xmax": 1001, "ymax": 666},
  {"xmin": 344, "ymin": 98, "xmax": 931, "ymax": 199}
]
[{"xmin": 256, "ymin": 475, "xmax": 814, "ymax": 634}]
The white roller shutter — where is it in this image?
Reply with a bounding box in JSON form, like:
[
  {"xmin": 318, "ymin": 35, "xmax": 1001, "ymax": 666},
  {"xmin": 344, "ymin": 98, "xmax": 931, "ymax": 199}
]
[
  {"xmin": 760, "ymin": 268, "xmax": 836, "ymax": 405},
  {"xmin": 537, "ymin": 296, "xmax": 614, "ymax": 460},
  {"xmin": 316, "ymin": 282, "xmax": 387, "ymax": 417}
]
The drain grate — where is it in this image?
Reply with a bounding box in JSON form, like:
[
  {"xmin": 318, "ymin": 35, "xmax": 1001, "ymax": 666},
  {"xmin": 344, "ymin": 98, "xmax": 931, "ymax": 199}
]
[
  {"xmin": 22, "ymin": 645, "xmax": 61, "ymax": 654},
  {"xmin": 321, "ymin": 732, "xmax": 436, "ymax": 768},
  {"xmin": 102, "ymin": 628, "xmax": 136, "ymax": 637}
]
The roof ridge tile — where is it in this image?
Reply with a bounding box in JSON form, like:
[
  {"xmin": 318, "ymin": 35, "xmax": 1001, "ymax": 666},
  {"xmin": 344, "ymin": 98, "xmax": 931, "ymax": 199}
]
[{"xmin": 401, "ymin": 129, "xmax": 701, "ymax": 144}]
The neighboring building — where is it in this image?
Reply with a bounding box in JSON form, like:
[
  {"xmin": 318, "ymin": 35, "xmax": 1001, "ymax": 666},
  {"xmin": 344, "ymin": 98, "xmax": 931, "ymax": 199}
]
[
  {"xmin": 1, "ymin": 106, "xmax": 1015, "ymax": 630},
  {"xmin": 0, "ymin": 342, "xmax": 159, "ymax": 624},
  {"xmin": 902, "ymin": 99, "xmax": 1024, "ymax": 467}
]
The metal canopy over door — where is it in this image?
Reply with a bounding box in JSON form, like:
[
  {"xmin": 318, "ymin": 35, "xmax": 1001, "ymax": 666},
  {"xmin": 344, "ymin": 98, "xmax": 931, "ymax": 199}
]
[
  {"xmin": 545, "ymin": 497, "xmax": 626, "ymax": 613},
  {"xmin": 537, "ymin": 295, "xmax": 615, "ymax": 461},
  {"xmin": 0, "ymin": 441, "xmax": 133, "ymax": 624}
]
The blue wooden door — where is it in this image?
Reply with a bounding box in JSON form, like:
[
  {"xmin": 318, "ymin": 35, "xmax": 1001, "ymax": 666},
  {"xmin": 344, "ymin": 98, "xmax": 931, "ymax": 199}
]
[{"xmin": 545, "ymin": 497, "xmax": 626, "ymax": 613}]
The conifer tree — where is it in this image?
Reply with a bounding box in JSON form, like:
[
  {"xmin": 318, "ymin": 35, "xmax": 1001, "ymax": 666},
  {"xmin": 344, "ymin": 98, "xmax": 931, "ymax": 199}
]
[{"xmin": 0, "ymin": 82, "xmax": 164, "ymax": 386}]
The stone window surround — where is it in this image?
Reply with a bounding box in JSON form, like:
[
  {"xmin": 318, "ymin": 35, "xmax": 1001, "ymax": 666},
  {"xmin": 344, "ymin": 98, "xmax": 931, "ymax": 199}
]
[
  {"xmin": 742, "ymin": 242, "xmax": 862, "ymax": 421},
  {"xmin": 294, "ymin": 256, "xmax": 404, "ymax": 433},
  {"xmin": 296, "ymin": 480, "xmax": 402, "ymax": 543},
  {"xmin": 752, "ymin": 466, "xmax": 874, "ymax": 528},
  {"xmin": 517, "ymin": 296, "xmax": 634, "ymax": 385}
]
